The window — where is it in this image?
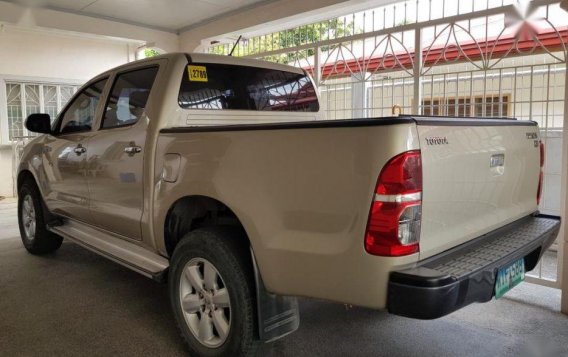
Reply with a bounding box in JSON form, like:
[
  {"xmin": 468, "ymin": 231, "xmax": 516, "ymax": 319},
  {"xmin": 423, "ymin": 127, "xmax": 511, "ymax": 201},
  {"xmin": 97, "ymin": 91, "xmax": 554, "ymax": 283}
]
[
  {"xmin": 179, "ymin": 63, "xmax": 319, "ymax": 112},
  {"xmin": 5, "ymin": 82, "xmax": 79, "ymax": 141},
  {"xmin": 58, "ymin": 79, "xmax": 107, "ymax": 134},
  {"xmin": 474, "ymin": 95, "xmax": 509, "ymax": 117},
  {"xmin": 446, "ymin": 98, "xmax": 472, "ymax": 117},
  {"xmin": 421, "ymin": 95, "xmax": 509, "ymax": 117},
  {"xmin": 422, "ymin": 99, "xmax": 442, "ymax": 116},
  {"xmin": 101, "ymin": 67, "xmax": 159, "ymax": 129}
]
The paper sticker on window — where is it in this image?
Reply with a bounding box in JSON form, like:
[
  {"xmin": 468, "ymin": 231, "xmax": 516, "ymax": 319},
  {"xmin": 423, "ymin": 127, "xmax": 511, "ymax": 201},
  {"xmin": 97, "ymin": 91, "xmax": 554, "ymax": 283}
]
[{"xmin": 188, "ymin": 65, "xmax": 208, "ymax": 82}]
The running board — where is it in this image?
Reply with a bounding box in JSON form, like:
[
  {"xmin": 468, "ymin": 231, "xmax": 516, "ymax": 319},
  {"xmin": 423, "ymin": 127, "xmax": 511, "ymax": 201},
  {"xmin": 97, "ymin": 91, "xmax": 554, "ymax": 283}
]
[{"xmin": 49, "ymin": 220, "xmax": 169, "ymax": 282}]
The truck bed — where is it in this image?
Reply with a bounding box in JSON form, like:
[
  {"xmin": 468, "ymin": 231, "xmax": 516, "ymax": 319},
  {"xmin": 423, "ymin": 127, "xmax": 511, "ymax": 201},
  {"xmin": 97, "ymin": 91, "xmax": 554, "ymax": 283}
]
[{"xmin": 156, "ymin": 115, "xmax": 542, "ymax": 309}]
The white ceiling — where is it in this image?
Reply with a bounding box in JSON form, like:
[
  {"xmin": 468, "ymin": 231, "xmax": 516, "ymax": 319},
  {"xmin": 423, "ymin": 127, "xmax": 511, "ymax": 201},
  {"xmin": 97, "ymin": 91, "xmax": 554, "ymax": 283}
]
[{"xmin": 5, "ymin": 0, "xmax": 272, "ymax": 32}]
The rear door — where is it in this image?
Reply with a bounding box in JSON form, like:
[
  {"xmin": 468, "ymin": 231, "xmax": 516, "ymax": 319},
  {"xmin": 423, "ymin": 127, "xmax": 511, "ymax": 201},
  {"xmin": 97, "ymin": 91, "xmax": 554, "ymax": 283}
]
[
  {"xmin": 417, "ymin": 118, "xmax": 541, "ymax": 258},
  {"xmin": 85, "ymin": 65, "xmax": 160, "ymax": 240}
]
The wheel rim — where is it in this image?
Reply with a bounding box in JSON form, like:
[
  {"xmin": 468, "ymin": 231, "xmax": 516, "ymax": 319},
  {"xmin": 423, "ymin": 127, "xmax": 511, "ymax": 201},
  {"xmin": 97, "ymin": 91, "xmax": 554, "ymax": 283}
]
[
  {"xmin": 179, "ymin": 258, "xmax": 231, "ymax": 348},
  {"xmin": 22, "ymin": 194, "xmax": 36, "ymax": 240}
]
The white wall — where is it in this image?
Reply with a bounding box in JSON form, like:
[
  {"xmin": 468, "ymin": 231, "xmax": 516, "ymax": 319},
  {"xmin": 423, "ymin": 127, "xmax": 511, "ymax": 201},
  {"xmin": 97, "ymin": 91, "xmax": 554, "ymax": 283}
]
[
  {"xmin": 0, "ymin": 26, "xmax": 139, "ymax": 197},
  {"xmin": 0, "ymin": 27, "xmax": 135, "ymax": 81},
  {"xmin": 0, "ymin": 147, "xmax": 12, "ymax": 198}
]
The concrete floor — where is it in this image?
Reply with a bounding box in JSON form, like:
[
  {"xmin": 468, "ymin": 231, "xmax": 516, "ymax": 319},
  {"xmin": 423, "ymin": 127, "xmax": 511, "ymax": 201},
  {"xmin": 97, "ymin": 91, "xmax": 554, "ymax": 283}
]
[{"xmin": 1, "ymin": 198, "xmax": 568, "ymax": 357}]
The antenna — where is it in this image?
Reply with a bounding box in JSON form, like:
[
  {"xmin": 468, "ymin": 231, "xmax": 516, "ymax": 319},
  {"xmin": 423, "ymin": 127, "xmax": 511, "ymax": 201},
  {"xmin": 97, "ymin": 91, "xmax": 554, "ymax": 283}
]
[{"xmin": 228, "ymin": 35, "xmax": 242, "ymax": 56}]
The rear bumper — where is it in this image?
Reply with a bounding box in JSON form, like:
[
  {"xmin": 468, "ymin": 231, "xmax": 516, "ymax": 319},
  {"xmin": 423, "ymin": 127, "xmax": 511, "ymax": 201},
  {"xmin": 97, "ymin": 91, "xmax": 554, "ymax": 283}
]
[{"xmin": 387, "ymin": 214, "xmax": 561, "ymax": 320}]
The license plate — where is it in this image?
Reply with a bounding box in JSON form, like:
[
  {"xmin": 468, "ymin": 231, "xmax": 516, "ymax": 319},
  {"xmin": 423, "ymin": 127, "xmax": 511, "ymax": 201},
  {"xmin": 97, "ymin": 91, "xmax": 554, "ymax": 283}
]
[{"xmin": 495, "ymin": 258, "xmax": 525, "ymax": 299}]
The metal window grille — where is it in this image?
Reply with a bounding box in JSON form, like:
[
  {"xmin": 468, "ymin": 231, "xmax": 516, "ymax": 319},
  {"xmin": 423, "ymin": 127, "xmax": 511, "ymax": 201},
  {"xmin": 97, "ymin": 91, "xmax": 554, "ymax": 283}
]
[{"xmin": 5, "ymin": 82, "xmax": 78, "ymax": 141}]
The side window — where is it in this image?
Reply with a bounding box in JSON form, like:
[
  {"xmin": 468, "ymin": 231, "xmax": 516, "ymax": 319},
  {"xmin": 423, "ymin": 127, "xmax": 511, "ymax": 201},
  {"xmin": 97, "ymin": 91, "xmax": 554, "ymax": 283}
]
[
  {"xmin": 101, "ymin": 67, "xmax": 159, "ymax": 129},
  {"xmin": 58, "ymin": 79, "xmax": 107, "ymax": 134}
]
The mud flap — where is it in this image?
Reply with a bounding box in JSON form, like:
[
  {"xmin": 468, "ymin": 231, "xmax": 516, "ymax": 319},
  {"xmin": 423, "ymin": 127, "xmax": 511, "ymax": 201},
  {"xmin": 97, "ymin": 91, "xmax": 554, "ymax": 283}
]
[{"xmin": 250, "ymin": 249, "xmax": 300, "ymax": 342}]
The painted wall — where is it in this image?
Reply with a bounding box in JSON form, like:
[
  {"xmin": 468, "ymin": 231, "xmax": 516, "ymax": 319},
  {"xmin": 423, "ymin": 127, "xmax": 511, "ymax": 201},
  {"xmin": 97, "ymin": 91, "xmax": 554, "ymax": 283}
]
[
  {"xmin": 0, "ymin": 147, "xmax": 12, "ymax": 198},
  {"xmin": 0, "ymin": 27, "xmax": 138, "ymax": 197},
  {"xmin": 0, "ymin": 27, "xmax": 135, "ymax": 81}
]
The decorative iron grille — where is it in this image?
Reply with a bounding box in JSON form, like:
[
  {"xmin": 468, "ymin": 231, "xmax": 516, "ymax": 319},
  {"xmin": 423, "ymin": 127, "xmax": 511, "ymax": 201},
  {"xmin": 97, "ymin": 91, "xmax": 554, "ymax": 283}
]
[{"xmin": 5, "ymin": 82, "xmax": 78, "ymax": 141}]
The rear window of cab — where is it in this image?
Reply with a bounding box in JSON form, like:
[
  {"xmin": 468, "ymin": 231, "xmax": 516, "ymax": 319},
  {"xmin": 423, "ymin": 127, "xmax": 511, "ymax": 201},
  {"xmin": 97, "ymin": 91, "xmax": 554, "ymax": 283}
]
[{"xmin": 178, "ymin": 63, "xmax": 319, "ymax": 112}]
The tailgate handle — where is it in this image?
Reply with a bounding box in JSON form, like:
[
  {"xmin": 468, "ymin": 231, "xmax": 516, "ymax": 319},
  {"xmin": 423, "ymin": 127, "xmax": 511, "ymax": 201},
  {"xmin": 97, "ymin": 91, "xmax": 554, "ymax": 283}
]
[{"xmin": 490, "ymin": 154, "xmax": 505, "ymax": 168}]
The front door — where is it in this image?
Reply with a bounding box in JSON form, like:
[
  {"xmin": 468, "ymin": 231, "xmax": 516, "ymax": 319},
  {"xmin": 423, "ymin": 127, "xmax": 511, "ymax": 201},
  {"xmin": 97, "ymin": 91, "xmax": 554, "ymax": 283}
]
[
  {"xmin": 43, "ymin": 78, "xmax": 108, "ymax": 222},
  {"xmin": 86, "ymin": 66, "xmax": 159, "ymax": 240}
]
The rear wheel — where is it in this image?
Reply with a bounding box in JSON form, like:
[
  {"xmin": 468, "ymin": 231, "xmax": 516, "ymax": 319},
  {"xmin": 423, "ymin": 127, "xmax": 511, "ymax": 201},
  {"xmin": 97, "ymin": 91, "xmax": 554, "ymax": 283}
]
[
  {"xmin": 169, "ymin": 227, "xmax": 259, "ymax": 357},
  {"xmin": 18, "ymin": 181, "xmax": 63, "ymax": 255}
]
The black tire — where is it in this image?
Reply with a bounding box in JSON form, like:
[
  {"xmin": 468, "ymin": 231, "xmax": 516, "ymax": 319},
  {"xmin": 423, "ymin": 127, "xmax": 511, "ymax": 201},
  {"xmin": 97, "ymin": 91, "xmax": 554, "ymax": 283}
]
[
  {"xmin": 18, "ymin": 180, "xmax": 63, "ymax": 255},
  {"xmin": 169, "ymin": 226, "xmax": 260, "ymax": 357}
]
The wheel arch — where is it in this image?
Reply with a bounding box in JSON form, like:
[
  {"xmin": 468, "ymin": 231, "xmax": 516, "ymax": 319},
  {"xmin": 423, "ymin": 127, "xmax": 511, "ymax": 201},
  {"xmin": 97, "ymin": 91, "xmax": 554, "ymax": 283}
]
[
  {"xmin": 163, "ymin": 195, "xmax": 251, "ymax": 257},
  {"xmin": 164, "ymin": 194, "xmax": 301, "ymax": 342},
  {"xmin": 17, "ymin": 169, "xmax": 37, "ymax": 191},
  {"xmin": 17, "ymin": 169, "xmax": 60, "ymax": 226}
]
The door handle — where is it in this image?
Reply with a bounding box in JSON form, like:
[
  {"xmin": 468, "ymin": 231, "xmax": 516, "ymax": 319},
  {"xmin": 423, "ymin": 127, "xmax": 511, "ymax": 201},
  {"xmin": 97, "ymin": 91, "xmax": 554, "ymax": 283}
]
[
  {"xmin": 124, "ymin": 145, "xmax": 142, "ymax": 155},
  {"xmin": 74, "ymin": 145, "xmax": 86, "ymax": 155}
]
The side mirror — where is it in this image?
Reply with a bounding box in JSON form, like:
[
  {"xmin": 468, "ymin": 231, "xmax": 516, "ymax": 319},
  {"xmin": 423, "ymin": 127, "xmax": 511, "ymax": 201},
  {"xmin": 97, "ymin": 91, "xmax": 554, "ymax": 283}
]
[{"xmin": 25, "ymin": 113, "xmax": 51, "ymax": 134}]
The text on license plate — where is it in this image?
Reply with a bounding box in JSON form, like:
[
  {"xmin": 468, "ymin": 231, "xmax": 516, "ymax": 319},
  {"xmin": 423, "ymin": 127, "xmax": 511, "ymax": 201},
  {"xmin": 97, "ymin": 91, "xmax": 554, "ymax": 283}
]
[{"xmin": 495, "ymin": 258, "xmax": 525, "ymax": 299}]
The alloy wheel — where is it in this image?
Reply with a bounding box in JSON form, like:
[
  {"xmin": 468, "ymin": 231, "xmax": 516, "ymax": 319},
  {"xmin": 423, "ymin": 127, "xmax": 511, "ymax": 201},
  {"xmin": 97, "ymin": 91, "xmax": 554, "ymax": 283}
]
[
  {"xmin": 179, "ymin": 258, "xmax": 232, "ymax": 348},
  {"xmin": 22, "ymin": 194, "xmax": 36, "ymax": 240}
]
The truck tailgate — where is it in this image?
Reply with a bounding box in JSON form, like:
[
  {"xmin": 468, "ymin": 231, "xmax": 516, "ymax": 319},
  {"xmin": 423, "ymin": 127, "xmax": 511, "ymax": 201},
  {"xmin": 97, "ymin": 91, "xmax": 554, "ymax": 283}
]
[{"xmin": 416, "ymin": 118, "xmax": 541, "ymax": 259}]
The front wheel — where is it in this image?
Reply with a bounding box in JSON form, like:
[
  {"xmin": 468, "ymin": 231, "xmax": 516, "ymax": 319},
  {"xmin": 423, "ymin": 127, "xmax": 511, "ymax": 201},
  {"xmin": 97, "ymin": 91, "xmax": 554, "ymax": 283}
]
[
  {"xmin": 18, "ymin": 181, "xmax": 62, "ymax": 255},
  {"xmin": 169, "ymin": 227, "xmax": 260, "ymax": 357}
]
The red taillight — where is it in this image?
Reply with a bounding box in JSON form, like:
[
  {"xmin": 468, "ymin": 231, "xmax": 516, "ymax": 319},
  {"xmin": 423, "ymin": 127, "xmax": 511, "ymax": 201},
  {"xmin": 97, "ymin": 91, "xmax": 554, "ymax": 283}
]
[
  {"xmin": 376, "ymin": 151, "xmax": 422, "ymax": 195},
  {"xmin": 365, "ymin": 151, "xmax": 422, "ymax": 257},
  {"xmin": 537, "ymin": 141, "xmax": 544, "ymax": 205}
]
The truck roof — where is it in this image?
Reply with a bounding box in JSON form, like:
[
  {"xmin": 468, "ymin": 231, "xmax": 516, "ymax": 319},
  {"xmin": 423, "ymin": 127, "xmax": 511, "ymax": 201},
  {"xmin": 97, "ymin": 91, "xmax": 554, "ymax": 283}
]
[
  {"xmin": 93, "ymin": 52, "xmax": 305, "ymax": 81},
  {"xmin": 188, "ymin": 53, "xmax": 305, "ymax": 75}
]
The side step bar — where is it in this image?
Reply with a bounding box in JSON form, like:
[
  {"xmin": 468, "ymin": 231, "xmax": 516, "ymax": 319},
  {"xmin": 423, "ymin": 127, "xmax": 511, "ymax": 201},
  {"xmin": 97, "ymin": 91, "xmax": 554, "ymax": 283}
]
[{"xmin": 50, "ymin": 220, "xmax": 169, "ymax": 282}]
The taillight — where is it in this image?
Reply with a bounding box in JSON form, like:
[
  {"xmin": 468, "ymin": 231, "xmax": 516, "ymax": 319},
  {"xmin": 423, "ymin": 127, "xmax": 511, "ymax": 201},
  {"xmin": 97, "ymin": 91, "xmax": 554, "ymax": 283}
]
[
  {"xmin": 365, "ymin": 151, "xmax": 422, "ymax": 257},
  {"xmin": 537, "ymin": 141, "xmax": 544, "ymax": 205}
]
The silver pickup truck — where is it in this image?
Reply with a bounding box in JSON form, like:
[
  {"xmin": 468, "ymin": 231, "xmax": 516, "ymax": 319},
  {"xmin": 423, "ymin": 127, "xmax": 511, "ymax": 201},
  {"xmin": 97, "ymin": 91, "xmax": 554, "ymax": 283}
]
[{"xmin": 18, "ymin": 53, "xmax": 560, "ymax": 356}]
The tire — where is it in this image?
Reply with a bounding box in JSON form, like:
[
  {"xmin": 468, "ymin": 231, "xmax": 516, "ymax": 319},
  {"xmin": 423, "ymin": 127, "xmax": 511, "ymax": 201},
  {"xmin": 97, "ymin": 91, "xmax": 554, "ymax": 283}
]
[
  {"xmin": 18, "ymin": 180, "xmax": 63, "ymax": 255},
  {"xmin": 169, "ymin": 226, "xmax": 260, "ymax": 357}
]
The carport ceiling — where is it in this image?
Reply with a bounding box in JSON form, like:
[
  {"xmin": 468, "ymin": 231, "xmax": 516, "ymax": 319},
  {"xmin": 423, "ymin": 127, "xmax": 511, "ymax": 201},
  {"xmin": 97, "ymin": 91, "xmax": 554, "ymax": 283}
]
[{"xmin": 5, "ymin": 0, "xmax": 271, "ymax": 32}]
